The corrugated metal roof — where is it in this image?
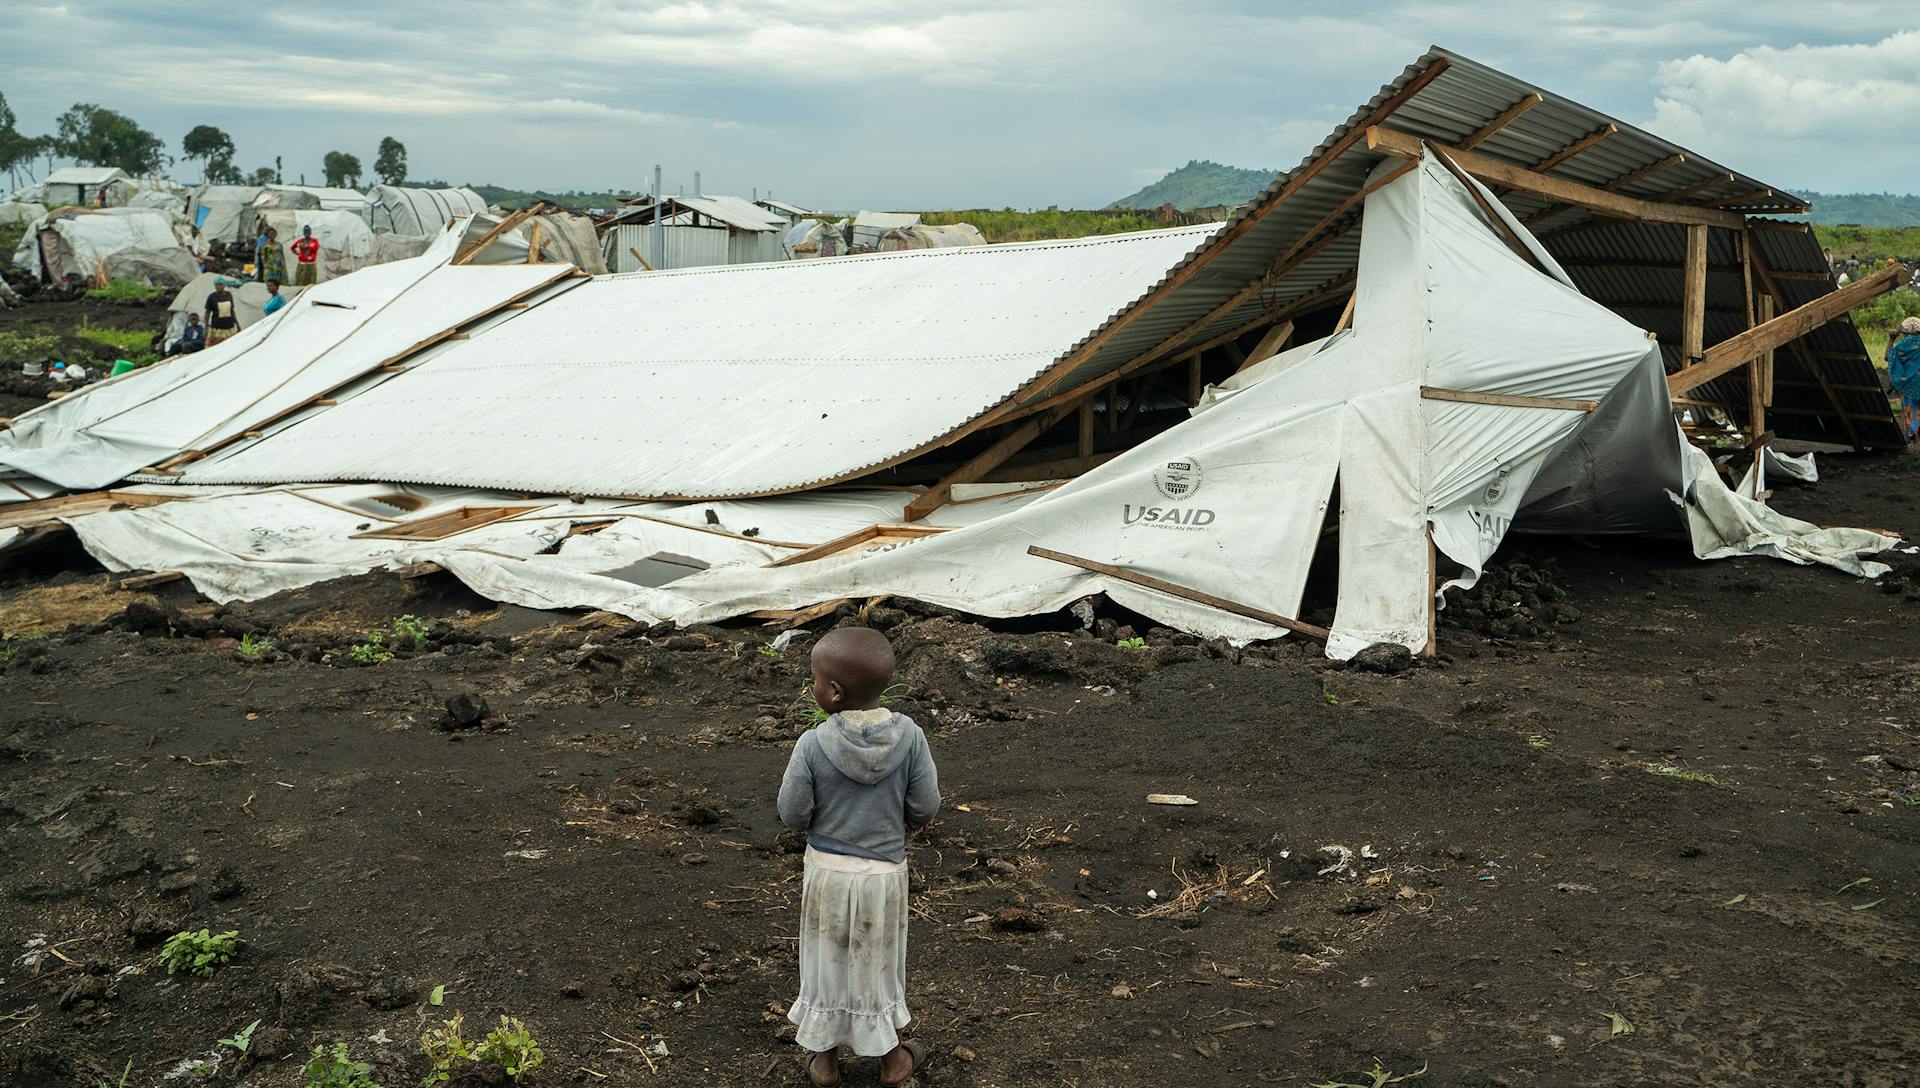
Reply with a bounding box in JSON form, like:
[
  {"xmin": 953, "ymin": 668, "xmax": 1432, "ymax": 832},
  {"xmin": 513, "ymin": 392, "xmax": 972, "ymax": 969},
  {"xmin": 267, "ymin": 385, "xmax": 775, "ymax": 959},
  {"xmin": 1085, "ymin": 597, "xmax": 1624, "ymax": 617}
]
[
  {"xmin": 996, "ymin": 46, "xmax": 1890, "ymax": 446},
  {"xmin": 181, "ymin": 226, "xmax": 1223, "ymax": 497}
]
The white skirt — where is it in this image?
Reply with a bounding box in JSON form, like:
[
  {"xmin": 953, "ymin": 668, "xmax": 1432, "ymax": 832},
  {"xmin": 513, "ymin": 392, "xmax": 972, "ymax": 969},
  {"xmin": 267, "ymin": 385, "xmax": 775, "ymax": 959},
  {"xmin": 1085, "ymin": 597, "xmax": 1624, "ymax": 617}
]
[{"xmin": 789, "ymin": 846, "xmax": 911, "ymax": 1056}]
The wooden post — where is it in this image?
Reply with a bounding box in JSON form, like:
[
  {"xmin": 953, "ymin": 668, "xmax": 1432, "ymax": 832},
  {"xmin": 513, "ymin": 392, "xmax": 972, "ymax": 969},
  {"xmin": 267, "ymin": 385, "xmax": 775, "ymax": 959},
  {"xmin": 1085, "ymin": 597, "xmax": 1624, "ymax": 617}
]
[
  {"xmin": 1423, "ymin": 530, "xmax": 1438, "ymax": 658},
  {"xmin": 1333, "ymin": 290, "xmax": 1358, "ymax": 333},
  {"xmin": 1077, "ymin": 399, "xmax": 1094, "ymax": 456},
  {"xmin": 525, "ymin": 220, "xmax": 544, "ymax": 264},
  {"xmin": 1682, "ymin": 224, "xmax": 1709, "ymax": 367},
  {"xmin": 1187, "ymin": 356, "xmax": 1204, "ymax": 406}
]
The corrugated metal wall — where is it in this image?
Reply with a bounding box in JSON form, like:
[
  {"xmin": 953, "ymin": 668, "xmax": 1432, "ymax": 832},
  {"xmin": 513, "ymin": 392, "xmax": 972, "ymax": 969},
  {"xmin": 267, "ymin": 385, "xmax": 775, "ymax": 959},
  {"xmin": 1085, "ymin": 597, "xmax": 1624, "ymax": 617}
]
[{"xmin": 608, "ymin": 224, "xmax": 782, "ymax": 272}]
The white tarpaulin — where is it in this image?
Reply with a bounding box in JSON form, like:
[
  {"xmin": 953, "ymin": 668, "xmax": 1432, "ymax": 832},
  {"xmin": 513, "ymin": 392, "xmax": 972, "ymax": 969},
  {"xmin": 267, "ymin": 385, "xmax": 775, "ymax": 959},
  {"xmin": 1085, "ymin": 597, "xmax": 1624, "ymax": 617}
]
[
  {"xmin": 163, "ymin": 272, "xmax": 282, "ymax": 346},
  {"xmin": 253, "ymin": 210, "xmax": 376, "ymax": 281},
  {"xmin": 188, "ymin": 185, "xmax": 265, "ymax": 245},
  {"xmin": 368, "ymin": 185, "xmax": 488, "ymax": 236},
  {"xmin": 0, "ymin": 228, "xmax": 575, "ymax": 491},
  {"xmin": 11, "ymin": 207, "xmax": 196, "ymax": 286}
]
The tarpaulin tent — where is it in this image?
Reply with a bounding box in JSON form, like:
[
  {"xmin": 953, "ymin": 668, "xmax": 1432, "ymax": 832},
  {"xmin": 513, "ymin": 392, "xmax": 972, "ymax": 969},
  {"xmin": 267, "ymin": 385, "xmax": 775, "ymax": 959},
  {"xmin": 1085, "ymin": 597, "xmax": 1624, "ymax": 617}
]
[
  {"xmin": 367, "ymin": 185, "xmax": 489, "ymax": 235},
  {"xmin": 876, "ymin": 223, "xmax": 986, "ymax": 251},
  {"xmin": 255, "ymin": 185, "xmax": 369, "ymax": 218},
  {"xmin": 41, "ymin": 166, "xmax": 135, "ymax": 208},
  {"xmin": 0, "ymin": 202, "xmax": 46, "ymax": 228},
  {"xmin": 460, "ymin": 211, "xmax": 608, "ymax": 274},
  {"xmin": 187, "ymin": 186, "xmax": 265, "ymax": 245},
  {"xmin": 251, "ymin": 209, "xmax": 376, "ymax": 282},
  {"xmin": 9, "ymin": 207, "xmax": 196, "ymax": 286},
  {"xmin": 163, "ymin": 272, "xmax": 279, "ymax": 348}
]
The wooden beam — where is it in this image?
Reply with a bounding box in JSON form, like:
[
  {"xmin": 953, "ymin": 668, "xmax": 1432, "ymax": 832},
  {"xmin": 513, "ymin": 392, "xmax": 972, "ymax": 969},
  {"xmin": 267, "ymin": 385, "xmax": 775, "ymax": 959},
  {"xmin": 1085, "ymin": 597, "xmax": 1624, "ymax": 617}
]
[
  {"xmin": 998, "ymin": 58, "xmax": 1454, "ymax": 412},
  {"xmin": 1669, "ymin": 262, "xmax": 1906, "ymax": 397},
  {"xmin": 1682, "ymin": 224, "xmax": 1709, "ymax": 366},
  {"xmin": 904, "ymin": 402, "xmax": 1079, "ymax": 520},
  {"xmin": 1558, "ymin": 257, "xmax": 1825, "ymax": 280},
  {"xmin": 1748, "ymin": 291, "xmax": 1769, "ymax": 458},
  {"xmin": 1660, "ymin": 173, "xmax": 1736, "ymax": 204},
  {"xmin": 1420, "ymin": 387, "xmax": 1598, "ymax": 412},
  {"xmin": 1531, "ymin": 123, "xmax": 1617, "ymax": 174},
  {"xmin": 1365, "ymin": 127, "xmax": 1744, "ymax": 229},
  {"xmin": 1602, "ymin": 153, "xmax": 1685, "ymax": 193},
  {"xmin": 1459, "ymin": 92, "xmax": 1542, "ymax": 150},
  {"xmin": 525, "ymin": 219, "xmax": 544, "ymax": 263},
  {"xmin": 1027, "ymin": 545, "xmax": 1330, "ymax": 642},
  {"xmin": 454, "ymin": 202, "xmax": 543, "ymax": 265},
  {"xmin": 1077, "ymin": 399, "xmax": 1094, "ymax": 456},
  {"xmin": 626, "ymin": 246, "xmax": 654, "ymax": 272},
  {"xmin": 117, "ymin": 570, "xmax": 185, "ymax": 590},
  {"xmin": 1703, "ymin": 188, "xmax": 1775, "ymax": 209},
  {"xmin": 1749, "ymin": 245, "xmax": 1867, "ymax": 450},
  {"xmin": 1233, "ymin": 321, "xmax": 1294, "ymax": 375},
  {"xmin": 1186, "ymin": 356, "xmax": 1204, "ymax": 407},
  {"xmin": 1332, "ymin": 290, "xmax": 1357, "ymax": 333},
  {"xmin": 1426, "ymin": 143, "xmax": 1550, "ymax": 273}
]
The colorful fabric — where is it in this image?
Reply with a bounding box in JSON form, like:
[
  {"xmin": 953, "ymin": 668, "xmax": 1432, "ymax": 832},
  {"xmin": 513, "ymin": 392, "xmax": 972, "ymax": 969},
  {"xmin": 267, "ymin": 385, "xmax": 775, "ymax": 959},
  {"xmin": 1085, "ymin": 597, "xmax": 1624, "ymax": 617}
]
[
  {"xmin": 1901, "ymin": 316, "xmax": 1920, "ymax": 335},
  {"xmin": 207, "ymin": 326, "xmax": 236, "ymax": 345},
  {"xmin": 262, "ymin": 293, "xmax": 286, "ymax": 317},
  {"xmin": 293, "ymin": 262, "xmax": 317, "ymax": 287},
  {"xmin": 1890, "ymin": 335, "xmax": 1920, "ymax": 440},
  {"xmin": 259, "ymin": 243, "xmax": 287, "ymax": 283},
  {"xmin": 291, "ymin": 236, "xmax": 320, "ymax": 264}
]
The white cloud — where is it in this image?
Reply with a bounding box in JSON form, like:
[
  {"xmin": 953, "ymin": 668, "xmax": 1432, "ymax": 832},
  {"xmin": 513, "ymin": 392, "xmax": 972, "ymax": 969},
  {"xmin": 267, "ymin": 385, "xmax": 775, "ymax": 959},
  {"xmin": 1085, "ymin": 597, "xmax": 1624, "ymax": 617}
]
[{"xmin": 1649, "ymin": 30, "xmax": 1920, "ymax": 142}]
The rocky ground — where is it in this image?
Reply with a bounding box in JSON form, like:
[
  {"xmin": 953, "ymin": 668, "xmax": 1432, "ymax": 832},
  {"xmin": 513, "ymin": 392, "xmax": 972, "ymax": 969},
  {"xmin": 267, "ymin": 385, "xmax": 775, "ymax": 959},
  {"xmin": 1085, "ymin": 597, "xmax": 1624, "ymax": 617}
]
[{"xmin": 2, "ymin": 447, "xmax": 1919, "ymax": 1088}]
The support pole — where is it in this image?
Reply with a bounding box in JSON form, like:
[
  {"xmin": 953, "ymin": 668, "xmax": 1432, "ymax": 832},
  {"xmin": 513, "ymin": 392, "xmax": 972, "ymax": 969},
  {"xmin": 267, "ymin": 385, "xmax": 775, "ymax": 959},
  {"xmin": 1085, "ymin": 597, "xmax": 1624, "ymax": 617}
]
[{"xmin": 1682, "ymin": 224, "xmax": 1709, "ymax": 367}]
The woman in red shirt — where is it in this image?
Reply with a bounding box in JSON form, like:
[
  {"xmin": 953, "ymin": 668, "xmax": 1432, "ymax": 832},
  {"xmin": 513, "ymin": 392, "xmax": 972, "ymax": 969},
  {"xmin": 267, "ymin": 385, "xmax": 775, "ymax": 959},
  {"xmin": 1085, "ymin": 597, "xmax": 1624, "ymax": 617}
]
[{"xmin": 291, "ymin": 225, "xmax": 321, "ymax": 285}]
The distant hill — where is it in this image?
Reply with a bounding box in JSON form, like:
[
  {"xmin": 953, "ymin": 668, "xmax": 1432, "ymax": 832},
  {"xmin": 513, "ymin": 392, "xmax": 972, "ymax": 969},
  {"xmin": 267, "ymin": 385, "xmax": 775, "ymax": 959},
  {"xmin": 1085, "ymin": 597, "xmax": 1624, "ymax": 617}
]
[
  {"xmin": 1785, "ymin": 192, "xmax": 1920, "ymax": 228},
  {"xmin": 1110, "ymin": 160, "xmax": 1276, "ymax": 211}
]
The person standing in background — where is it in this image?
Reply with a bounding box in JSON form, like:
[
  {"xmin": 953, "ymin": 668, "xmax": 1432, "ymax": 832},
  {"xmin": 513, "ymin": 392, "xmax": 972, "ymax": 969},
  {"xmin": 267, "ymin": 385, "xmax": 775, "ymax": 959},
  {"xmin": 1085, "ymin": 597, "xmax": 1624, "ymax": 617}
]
[
  {"xmin": 258, "ymin": 227, "xmax": 286, "ymax": 285},
  {"xmin": 205, "ymin": 281, "xmax": 240, "ymax": 345},
  {"xmin": 290, "ymin": 225, "xmax": 321, "ymax": 286},
  {"xmin": 262, "ymin": 280, "xmax": 287, "ymax": 317},
  {"xmin": 1889, "ymin": 316, "xmax": 1920, "ymax": 441}
]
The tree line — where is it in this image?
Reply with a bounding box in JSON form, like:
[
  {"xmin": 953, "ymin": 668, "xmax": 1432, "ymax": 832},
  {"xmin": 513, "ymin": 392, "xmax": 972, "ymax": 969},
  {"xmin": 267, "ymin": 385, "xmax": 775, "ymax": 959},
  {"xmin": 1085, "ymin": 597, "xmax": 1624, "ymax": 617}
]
[{"xmin": 0, "ymin": 92, "xmax": 408, "ymax": 191}]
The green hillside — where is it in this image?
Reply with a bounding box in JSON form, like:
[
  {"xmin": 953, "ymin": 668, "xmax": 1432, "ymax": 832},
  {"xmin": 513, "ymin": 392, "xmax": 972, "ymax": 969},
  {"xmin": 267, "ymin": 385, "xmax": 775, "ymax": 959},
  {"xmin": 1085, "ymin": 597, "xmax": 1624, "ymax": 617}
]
[
  {"xmin": 1110, "ymin": 160, "xmax": 1276, "ymax": 211},
  {"xmin": 1786, "ymin": 192, "xmax": 1920, "ymax": 228}
]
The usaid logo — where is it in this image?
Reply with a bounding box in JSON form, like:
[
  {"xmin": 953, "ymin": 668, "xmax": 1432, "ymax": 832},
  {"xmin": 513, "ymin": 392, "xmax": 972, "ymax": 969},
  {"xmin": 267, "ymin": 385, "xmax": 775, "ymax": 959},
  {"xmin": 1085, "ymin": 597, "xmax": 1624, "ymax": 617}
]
[{"xmin": 1154, "ymin": 458, "xmax": 1203, "ymax": 501}]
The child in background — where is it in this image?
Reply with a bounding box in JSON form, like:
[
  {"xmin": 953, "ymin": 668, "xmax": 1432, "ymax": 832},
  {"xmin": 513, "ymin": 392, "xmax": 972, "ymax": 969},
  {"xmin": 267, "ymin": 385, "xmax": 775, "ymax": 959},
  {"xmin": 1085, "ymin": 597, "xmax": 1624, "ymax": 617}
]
[{"xmin": 778, "ymin": 627, "xmax": 939, "ymax": 1087}]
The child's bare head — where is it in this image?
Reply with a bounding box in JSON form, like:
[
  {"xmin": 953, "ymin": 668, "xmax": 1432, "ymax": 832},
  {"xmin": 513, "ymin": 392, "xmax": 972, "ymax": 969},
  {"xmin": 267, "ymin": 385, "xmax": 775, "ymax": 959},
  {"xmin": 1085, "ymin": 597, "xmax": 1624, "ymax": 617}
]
[{"xmin": 810, "ymin": 626, "xmax": 895, "ymax": 713}]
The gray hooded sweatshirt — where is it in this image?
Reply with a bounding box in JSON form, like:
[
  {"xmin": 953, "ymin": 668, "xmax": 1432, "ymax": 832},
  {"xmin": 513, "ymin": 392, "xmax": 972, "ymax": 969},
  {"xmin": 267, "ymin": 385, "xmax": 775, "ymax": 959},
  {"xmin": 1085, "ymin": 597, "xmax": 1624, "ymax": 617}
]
[{"xmin": 778, "ymin": 710, "xmax": 940, "ymax": 863}]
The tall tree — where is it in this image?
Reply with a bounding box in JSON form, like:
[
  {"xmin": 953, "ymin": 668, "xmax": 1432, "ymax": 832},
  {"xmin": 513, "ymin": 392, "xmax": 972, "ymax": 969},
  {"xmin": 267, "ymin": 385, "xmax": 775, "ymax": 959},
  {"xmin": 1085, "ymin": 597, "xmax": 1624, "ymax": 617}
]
[
  {"xmin": 53, "ymin": 103, "xmax": 167, "ymax": 174},
  {"xmin": 181, "ymin": 123, "xmax": 237, "ymax": 184},
  {"xmin": 0, "ymin": 92, "xmax": 46, "ymax": 187},
  {"xmin": 321, "ymin": 150, "xmax": 362, "ymax": 188},
  {"xmin": 373, "ymin": 137, "xmax": 407, "ymax": 187},
  {"xmin": 247, "ymin": 165, "xmax": 277, "ymax": 186}
]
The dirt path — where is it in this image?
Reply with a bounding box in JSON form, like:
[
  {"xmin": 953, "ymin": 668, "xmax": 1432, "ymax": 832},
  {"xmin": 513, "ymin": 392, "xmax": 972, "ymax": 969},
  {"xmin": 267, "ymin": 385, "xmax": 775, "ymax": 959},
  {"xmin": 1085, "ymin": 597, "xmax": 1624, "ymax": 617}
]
[{"xmin": 3, "ymin": 449, "xmax": 1918, "ymax": 1087}]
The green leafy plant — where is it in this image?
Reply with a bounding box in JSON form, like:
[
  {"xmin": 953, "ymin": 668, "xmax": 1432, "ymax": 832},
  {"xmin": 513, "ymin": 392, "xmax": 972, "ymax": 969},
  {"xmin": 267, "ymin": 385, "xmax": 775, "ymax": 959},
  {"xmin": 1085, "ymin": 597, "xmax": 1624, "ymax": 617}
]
[
  {"xmin": 349, "ymin": 633, "xmax": 393, "ymax": 666},
  {"xmin": 1, "ymin": 634, "xmax": 48, "ymax": 664},
  {"xmin": 75, "ymin": 318, "xmax": 157, "ymax": 365},
  {"xmin": 95, "ymin": 1060, "xmax": 133, "ymax": 1088},
  {"xmin": 421, "ymin": 1012, "xmax": 544, "ymax": 1086},
  {"xmin": 1647, "ymin": 764, "xmax": 1722, "ymax": 787},
  {"xmin": 1116, "ymin": 636, "xmax": 1148, "ymax": 650},
  {"xmin": 392, "ymin": 614, "xmax": 429, "ymax": 642},
  {"xmin": 84, "ymin": 279, "xmax": 167, "ymax": 303},
  {"xmin": 794, "ymin": 683, "xmax": 830, "ymax": 723},
  {"xmin": 1526, "ymin": 734, "xmax": 1551, "ymax": 749},
  {"xmin": 1321, "ymin": 690, "xmax": 1340, "ymax": 706},
  {"xmin": 304, "ymin": 1043, "xmax": 381, "ymax": 1088},
  {"xmin": 757, "ymin": 644, "xmax": 781, "ymax": 658},
  {"xmin": 238, "ymin": 632, "xmax": 274, "ymax": 657},
  {"xmin": 0, "ymin": 329, "xmax": 59, "ymax": 363},
  {"xmin": 1608, "ymin": 1011, "xmax": 1635, "ymax": 1037},
  {"xmin": 1309, "ymin": 1060, "xmax": 1428, "ymax": 1088},
  {"xmin": 218, "ymin": 1019, "xmax": 261, "ymax": 1056},
  {"xmin": 159, "ymin": 929, "xmax": 240, "ymax": 977}
]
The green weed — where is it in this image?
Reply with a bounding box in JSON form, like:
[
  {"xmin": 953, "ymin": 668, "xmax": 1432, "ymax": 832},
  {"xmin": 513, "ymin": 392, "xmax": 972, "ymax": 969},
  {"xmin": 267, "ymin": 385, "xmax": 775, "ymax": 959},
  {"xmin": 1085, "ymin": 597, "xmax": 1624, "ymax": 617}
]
[
  {"xmin": 84, "ymin": 279, "xmax": 167, "ymax": 303},
  {"xmin": 218, "ymin": 1019, "xmax": 261, "ymax": 1056},
  {"xmin": 1309, "ymin": 1060, "xmax": 1428, "ymax": 1088},
  {"xmin": 159, "ymin": 929, "xmax": 240, "ymax": 977},
  {"xmin": 1527, "ymin": 734, "xmax": 1551, "ymax": 749},
  {"xmin": 349, "ymin": 633, "xmax": 393, "ymax": 666},
  {"xmin": 1321, "ymin": 691, "xmax": 1340, "ymax": 706},
  {"xmin": 1, "ymin": 634, "xmax": 47, "ymax": 664},
  {"xmin": 75, "ymin": 318, "xmax": 156, "ymax": 363},
  {"xmin": 0, "ymin": 329, "xmax": 58, "ymax": 364},
  {"xmin": 421, "ymin": 1012, "xmax": 544, "ymax": 1087},
  {"xmin": 238, "ymin": 633, "xmax": 274, "ymax": 657},
  {"xmin": 757, "ymin": 644, "xmax": 781, "ymax": 658},
  {"xmin": 95, "ymin": 1060, "xmax": 133, "ymax": 1088},
  {"xmin": 1647, "ymin": 764, "xmax": 1723, "ymax": 787},
  {"xmin": 304, "ymin": 1043, "xmax": 381, "ymax": 1088},
  {"xmin": 1116, "ymin": 636, "xmax": 1148, "ymax": 650},
  {"xmin": 392, "ymin": 614, "xmax": 429, "ymax": 642}
]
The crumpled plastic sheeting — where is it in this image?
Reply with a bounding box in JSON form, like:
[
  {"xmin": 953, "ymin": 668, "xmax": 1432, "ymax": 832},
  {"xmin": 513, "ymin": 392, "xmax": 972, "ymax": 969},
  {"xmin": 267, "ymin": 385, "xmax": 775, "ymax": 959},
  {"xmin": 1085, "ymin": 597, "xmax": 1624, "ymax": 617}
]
[{"xmin": 1674, "ymin": 442, "xmax": 1895, "ymax": 579}]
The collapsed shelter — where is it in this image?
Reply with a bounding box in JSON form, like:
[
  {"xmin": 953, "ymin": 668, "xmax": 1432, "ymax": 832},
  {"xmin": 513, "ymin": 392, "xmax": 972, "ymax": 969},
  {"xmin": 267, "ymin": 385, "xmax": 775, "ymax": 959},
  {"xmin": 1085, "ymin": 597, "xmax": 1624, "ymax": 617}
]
[{"xmin": 0, "ymin": 48, "xmax": 1907, "ymax": 659}]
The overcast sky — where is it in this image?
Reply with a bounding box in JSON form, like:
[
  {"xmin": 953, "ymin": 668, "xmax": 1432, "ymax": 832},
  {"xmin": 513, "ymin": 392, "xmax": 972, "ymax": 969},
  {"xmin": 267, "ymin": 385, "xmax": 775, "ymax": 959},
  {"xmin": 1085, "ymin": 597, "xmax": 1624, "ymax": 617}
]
[{"xmin": 1, "ymin": 2, "xmax": 1915, "ymax": 208}]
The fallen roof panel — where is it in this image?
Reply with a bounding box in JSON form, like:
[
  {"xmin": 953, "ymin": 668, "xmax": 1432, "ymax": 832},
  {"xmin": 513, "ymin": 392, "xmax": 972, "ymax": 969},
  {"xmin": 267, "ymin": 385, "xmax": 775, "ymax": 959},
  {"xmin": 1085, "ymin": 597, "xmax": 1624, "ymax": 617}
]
[{"xmin": 179, "ymin": 226, "xmax": 1222, "ymax": 497}]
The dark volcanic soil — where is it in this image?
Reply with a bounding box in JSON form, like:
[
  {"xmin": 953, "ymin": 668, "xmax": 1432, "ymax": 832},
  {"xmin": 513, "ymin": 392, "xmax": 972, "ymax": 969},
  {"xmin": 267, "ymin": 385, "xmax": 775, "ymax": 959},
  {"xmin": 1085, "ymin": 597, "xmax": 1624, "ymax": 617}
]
[{"xmin": 3, "ymin": 450, "xmax": 1920, "ymax": 1088}]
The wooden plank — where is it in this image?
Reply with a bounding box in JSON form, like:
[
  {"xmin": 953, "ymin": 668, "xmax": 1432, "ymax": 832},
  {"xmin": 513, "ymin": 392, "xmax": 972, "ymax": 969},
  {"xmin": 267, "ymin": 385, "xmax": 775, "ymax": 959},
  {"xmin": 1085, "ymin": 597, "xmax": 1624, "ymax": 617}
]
[
  {"xmin": 1459, "ymin": 93, "xmax": 1542, "ymax": 150},
  {"xmin": 1232, "ymin": 320, "xmax": 1294, "ymax": 375},
  {"xmin": 1027, "ymin": 545, "xmax": 1329, "ymax": 642},
  {"xmin": 767, "ymin": 524, "xmax": 950, "ymax": 568},
  {"xmin": 1186, "ymin": 356, "xmax": 1204, "ymax": 407},
  {"xmin": 625, "ymin": 246, "xmax": 655, "ymax": 272},
  {"xmin": 1671, "ymin": 262, "xmax": 1906, "ymax": 396},
  {"xmin": 117, "ymin": 571, "xmax": 185, "ymax": 590},
  {"xmin": 979, "ymin": 451, "xmax": 1118, "ymax": 484},
  {"xmin": 1332, "ymin": 290, "xmax": 1357, "ymax": 333},
  {"xmin": 903, "ymin": 403, "xmax": 1078, "ymax": 521},
  {"xmin": 1531, "ymin": 124, "xmax": 1616, "ymax": 174},
  {"xmin": 525, "ymin": 220, "xmax": 544, "ymax": 264},
  {"xmin": 1365, "ymin": 126, "xmax": 1744, "ymax": 229},
  {"xmin": 1682, "ymin": 224, "xmax": 1709, "ymax": 366},
  {"xmin": 1077, "ymin": 399, "xmax": 1094, "ymax": 456},
  {"xmin": 454, "ymin": 202, "xmax": 542, "ymax": 264},
  {"xmin": 1602, "ymin": 153, "xmax": 1685, "ymax": 193},
  {"xmin": 1660, "ymin": 173, "xmax": 1735, "ymax": 203},
  {"xmin": 1703, "ymin": 188, "xmax": 1775, "ymax": 208},
  {"xmin": 997, "ymin": 58, "xmax": 1454, "ymax": 412},
  {"xmin": 1420, "ymin": 387, "xmax": 1597, "ymax": 412},
  {"xmin": 1426, "ymin": 143, "xmax": 1550, "ymax": 272},
  {"xmin": 1748, "ymin": 245, "xmax": 1867, "ymax": 450},
  {"xmin": 1423, "ymin": 530, "xmax": 1438, "ymax": 658}
]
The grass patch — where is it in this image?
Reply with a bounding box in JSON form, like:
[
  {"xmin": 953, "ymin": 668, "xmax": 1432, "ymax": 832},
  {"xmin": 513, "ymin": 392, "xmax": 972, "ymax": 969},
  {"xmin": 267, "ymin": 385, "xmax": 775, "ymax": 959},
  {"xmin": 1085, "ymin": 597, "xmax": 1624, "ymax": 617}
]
[
  {"xmin": 1813, "ymin": 224, "xmax": 1920, "ymax": 266},
  {"xmin": 919, "ymin": 207, "xmax": 1168, "ymax": 243},
  {"xmin": 0, "ymin": 328, "xmax": 59, "ymax": 364},
  {"xmin": 0, "ymin": 222, "xmax": 24, "ymax": 258},
  {"xmin": 75, "ymin": 319, "xmax": 157, "ymax": 365},
  {"xmin": 1647, "ymin": 763, "xmax": 1724, "ymax": 787},
  {"xmin": 84, "ymin": 279, "xmax": 167, "ymax": 303}
]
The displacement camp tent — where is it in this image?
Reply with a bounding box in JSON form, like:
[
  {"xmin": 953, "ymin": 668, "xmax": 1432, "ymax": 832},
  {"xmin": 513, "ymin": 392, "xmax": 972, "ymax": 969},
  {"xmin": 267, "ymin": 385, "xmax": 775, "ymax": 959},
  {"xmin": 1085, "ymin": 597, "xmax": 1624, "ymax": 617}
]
[
  {"xmin": 187, "ymin": 186, "xmax": 265, "ymax": 245},
  {"xmin": 42, "ymin": 166, "xmax": 135, "ymax": 208},
  {"xmin": 163, "ymin": 273, "xmax": 278, "ymax": 347},
  {"xmin": 9, "ymin": 207, "xmax": 196, "ymax": 286},
  {"xmin": 368, "ymin": 186, "xmax": 488, "ymax": 235},
  {"xmin": 252, "ymin": 209, "xmax": 376, "ymax": 282}
]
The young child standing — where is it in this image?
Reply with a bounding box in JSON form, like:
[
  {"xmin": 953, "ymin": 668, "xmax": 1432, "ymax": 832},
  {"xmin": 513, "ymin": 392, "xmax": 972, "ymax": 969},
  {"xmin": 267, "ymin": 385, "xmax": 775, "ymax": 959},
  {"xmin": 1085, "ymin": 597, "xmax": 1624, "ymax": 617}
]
[{"xmin": 778, "ymin": 627, "xmax": 939, "ymax": 1087}]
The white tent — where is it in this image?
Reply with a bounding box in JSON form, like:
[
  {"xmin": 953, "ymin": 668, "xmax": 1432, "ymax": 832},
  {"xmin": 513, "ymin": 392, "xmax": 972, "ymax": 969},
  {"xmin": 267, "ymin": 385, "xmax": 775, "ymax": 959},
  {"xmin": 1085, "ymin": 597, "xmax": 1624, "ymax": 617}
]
[
  {"xmin": 252, "ymin": 209, "xmax": 376, "ymax": 282},
  {"xmin": 187, "ymin": 185, "xmax": 266, "ymax": 245},
  {"xmin": 458, "ymin": 211, "xmax": 608, "ymax": 275},
  {"xmin": 257, "ymin": 185, "xmax": 369, "ymax": 218},
  {"xmin": 877, "ymin": 223, "xmax": 986, "ymax": 251},
  {"xmin": 9, "ymin": 207, "xmax": 196, "ymax": 286},
  {"xmin": 0, "ymin": 202, "xmax": 46, "ymax": 228},
  {"xmin": 849, "ymin": 211, "xmax": 919, "ymax": 248},
  {"xmin": 368, "ymin": 185, "xmax": 488, "ymax": 236},
  {"xmin": 42, "ymin": 166, "xmax": 135, "ymax": 208},
  {"xmin": 163, "ymin": 272, "xmax": 279, "ymax": 348}
]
